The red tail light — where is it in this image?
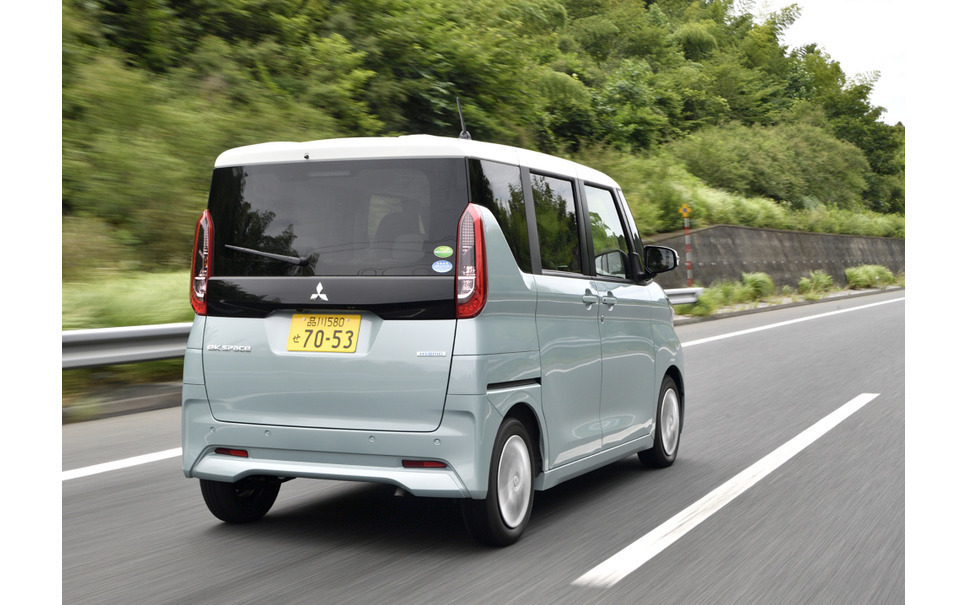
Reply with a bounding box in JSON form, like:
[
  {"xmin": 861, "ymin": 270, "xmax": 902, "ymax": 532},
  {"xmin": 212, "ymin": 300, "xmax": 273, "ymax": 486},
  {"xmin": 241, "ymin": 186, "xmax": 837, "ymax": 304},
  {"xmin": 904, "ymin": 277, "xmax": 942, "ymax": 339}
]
[
  {"xmin": 191, "ymin": 210, "xmax": 213, "ymax": 315},
  {"xmin": 456, "ymin": 204, "xmax": 487, "ymax": 318}
]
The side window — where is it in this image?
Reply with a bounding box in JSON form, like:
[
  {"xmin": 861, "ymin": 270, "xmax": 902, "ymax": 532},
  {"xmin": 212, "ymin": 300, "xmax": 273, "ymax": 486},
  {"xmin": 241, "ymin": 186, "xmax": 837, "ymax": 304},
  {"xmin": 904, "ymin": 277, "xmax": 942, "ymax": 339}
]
[
  {"xmin": 469, "ymin": 160, "xmax": 531, "ymax": 272},
  {"xmin": 532, "ymin": 173, "xmax": 581, "ymax": 274},
  {"xmin": 584, "ymin": 184, "xmax": 631, "ymax": 279}
]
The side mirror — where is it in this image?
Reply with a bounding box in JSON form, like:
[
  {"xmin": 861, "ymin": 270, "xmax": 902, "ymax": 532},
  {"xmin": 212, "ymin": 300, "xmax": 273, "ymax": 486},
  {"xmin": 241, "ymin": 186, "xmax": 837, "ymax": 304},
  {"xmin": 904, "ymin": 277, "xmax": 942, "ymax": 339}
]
[
  {"xmin": 594, "ymin": 249, "xmax": 629, "ymax": 278},
  {"xmin": 644, "ymin": 245, "xmax": 678, "ymax": 273},
  {"xmin": 634, "ymin": 245, "xmax": 678, "ymax": 282}
]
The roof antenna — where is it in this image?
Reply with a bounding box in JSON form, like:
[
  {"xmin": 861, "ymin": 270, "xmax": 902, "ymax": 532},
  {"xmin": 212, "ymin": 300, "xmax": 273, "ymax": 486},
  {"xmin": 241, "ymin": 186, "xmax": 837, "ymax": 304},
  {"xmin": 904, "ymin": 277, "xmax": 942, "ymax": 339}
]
[{"xmin": 456, "ymin": 98, "xmax": 472, "ymax": 140}]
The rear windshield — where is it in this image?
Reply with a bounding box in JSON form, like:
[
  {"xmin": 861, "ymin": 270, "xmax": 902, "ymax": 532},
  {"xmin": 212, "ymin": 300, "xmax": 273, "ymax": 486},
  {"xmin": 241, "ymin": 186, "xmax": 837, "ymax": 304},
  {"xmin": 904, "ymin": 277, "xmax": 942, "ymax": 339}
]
[{"xmin": 208, "ymin": 158, "xmax": 469, "ymax": 277}]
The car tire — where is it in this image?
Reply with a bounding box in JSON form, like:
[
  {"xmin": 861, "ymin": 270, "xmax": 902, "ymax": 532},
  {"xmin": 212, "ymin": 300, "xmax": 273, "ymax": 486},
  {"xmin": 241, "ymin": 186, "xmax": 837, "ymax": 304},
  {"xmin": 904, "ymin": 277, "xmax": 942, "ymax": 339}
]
[
  {"xmin": 200, "ymin": 476, "xmax": 281, "ymax": 524},
  {"xmin": 461, "ymin": 417, "xmax": 535, "ymax": 546},
  {"xmin": 639, "ymin": 376, "xmax": 681, "ymax": 468}
]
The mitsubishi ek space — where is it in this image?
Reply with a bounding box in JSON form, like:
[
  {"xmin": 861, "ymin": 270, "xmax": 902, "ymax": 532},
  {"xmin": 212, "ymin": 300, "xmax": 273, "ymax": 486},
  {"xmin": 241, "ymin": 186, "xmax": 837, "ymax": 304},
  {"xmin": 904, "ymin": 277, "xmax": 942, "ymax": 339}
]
[{"xmin": 183, "ymin": 134, "xmax": 684, "ymax": 545}]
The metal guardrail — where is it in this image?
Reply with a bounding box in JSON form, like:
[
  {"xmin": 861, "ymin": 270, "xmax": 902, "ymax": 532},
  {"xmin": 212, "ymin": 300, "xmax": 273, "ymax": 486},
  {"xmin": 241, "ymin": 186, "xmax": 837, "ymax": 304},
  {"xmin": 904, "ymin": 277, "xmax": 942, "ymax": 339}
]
[
  {"xmin": 665, "ymin": 287, "xmax": 703, "ymax": 306},
  {"xmin": 61, "ymin": 289, "xmax": 702, "ymax": 369},
  {"xmin": 62, "ymin": 322, "xmax": 193, "ymax": 369}
]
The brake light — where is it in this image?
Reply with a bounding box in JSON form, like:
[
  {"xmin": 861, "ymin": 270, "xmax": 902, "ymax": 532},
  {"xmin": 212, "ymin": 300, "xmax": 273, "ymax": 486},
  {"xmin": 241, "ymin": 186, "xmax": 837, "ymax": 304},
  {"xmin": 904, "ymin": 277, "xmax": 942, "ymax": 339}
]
[
  {"xmin": 191, "ymin": 210, "xmax": 213, "ymax": 315},
  {"xmin": 456, "ymin": 204, "xmax": 487, "ymax": 318}
]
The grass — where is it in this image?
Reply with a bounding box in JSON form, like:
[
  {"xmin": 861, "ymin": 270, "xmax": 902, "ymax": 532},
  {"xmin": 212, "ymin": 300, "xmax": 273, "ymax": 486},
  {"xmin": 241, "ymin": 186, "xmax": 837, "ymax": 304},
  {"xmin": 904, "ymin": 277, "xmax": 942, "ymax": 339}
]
[
  {"xmin": 571, "ymin": 147, "xmax": 905, "ymax": 238},
  {"xmin": 798, "ymin": 270, "xmax": 835, "ymax": 300},
  {"xmin": 845, "ymin": 265, "xmax": 897, "ymax": 289},
  {"xmin": 62, "ymin": 271, "xmax": 194, "ymax": 330},
  {"xmin": 676, "ymin": 266, "xmax": 900, "ymax": 317}
]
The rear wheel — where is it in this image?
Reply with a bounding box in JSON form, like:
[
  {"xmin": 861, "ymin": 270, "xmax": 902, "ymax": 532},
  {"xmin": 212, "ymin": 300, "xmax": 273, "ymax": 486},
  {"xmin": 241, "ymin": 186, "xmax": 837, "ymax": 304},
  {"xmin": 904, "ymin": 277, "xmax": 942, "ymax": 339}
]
[
  {"xmin": 461, "ymin": 417, "xmax": 534, "ymax": 546},
  {"xmin": 200, "ymin": 476, "xmax": 281, "ymax": 524},
  {"xmin": 639, "ymin": 376, "xmax": 681, "ymax": 468}
]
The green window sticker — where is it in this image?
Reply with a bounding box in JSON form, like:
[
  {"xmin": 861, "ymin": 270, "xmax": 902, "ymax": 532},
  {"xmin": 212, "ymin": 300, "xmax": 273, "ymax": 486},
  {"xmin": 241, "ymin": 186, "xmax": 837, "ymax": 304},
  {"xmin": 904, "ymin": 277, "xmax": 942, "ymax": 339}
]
[{"xmin": 434, "ymin": 246, "xmax": 454, "ymax": 258}]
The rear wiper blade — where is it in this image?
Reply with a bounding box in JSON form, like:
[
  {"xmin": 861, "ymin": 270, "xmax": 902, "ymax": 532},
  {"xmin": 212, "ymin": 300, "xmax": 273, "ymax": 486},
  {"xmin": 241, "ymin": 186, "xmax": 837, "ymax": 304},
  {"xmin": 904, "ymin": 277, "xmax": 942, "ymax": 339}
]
[{"xmin": 225, "ymin": 244, "xmax": 310, "ymax": 267}]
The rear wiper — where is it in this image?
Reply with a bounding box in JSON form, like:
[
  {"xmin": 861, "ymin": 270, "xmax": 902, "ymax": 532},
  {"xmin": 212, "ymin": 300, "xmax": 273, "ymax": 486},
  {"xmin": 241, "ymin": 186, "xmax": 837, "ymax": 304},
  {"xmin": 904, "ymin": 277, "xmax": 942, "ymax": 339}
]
[{"xmin": 225, "ymin": 244, "xmax": 310, "ymax": 267}]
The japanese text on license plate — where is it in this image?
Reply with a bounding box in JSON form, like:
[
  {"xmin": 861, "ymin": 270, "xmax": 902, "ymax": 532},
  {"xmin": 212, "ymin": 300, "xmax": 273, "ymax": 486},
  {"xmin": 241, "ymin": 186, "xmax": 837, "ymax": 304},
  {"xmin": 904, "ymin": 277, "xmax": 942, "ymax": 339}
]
[{"xmin": 287, "ymin": 314, "xmax": 361, "ymax": 353}]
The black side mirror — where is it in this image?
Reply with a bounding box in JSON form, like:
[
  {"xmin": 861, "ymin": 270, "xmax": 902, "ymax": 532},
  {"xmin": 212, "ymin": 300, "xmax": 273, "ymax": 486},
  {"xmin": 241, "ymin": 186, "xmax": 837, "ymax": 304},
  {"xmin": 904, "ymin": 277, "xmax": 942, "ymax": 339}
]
[{"xmin": 633, "ymin": 245, "xmax": 679, "ymax": 282}]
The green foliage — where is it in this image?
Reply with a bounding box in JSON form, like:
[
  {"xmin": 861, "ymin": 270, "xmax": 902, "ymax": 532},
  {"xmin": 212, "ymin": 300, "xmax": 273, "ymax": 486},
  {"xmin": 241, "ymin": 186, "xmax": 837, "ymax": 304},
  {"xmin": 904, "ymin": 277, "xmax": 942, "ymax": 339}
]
[
  {"xmin": 742, "ymin": 272, "xmax": 775, "ymax": 300},
  {"xmin": 797, "ymin": 269, "xmax": 834, "ymax": 300},
  {"xmin": 668, "ymin": 120, "xmax": 872, "ymax": 209},
  {"xmin": 681, "ymin": 271, "xmax": 776, "ymax": 317},
  {"xmin": 798, "ymin": 270, "xmax": 835, "ymax": 295},
  {"xmin": 845, "ymin": 265, "xmax": 896, "ymax": 289},
  {"xmin": 677, "ymin": 266, "xmax": 901, "ymax": 317},
  {"xmin": 63, "ymin": 216, "xmax": 129, "ymax": 276},
  {"xmin": 62, "ymin": 272, "xmax": 194, "ymax": 330},
  {"xmin": 63, "ymin": 0, "xmax": 904, "ymax": 282},
  {"xmin": 675, "ymin": 21, "xmax": 718, "ymax": 61}
]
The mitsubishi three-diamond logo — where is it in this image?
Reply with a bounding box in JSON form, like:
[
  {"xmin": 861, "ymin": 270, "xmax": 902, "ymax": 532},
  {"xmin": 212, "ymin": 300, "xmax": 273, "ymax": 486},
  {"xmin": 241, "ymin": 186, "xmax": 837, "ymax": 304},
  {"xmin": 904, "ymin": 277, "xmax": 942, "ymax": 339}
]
[{"xmin": 310, "ymin": 282, "xmax": 328, "ymax": 301}]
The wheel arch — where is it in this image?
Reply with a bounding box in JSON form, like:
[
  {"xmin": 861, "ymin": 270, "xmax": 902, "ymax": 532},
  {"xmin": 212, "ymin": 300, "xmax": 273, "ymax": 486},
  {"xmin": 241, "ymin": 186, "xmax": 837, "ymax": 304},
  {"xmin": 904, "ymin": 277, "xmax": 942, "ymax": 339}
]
[
  {"xmin": 662, "ymin": 365, "xmax": 685, "ymax": 430},
  {"xmin": 504, "ymin": 402, "xmax": 543, "ymax": 478}
]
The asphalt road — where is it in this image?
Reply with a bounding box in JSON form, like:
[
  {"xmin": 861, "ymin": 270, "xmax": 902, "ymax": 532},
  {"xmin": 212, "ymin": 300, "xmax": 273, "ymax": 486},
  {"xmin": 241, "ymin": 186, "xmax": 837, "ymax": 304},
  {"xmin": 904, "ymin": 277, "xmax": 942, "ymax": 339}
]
[{"xmin": 62, "ymin": 290, "xmax": 905, "ymax": 604}]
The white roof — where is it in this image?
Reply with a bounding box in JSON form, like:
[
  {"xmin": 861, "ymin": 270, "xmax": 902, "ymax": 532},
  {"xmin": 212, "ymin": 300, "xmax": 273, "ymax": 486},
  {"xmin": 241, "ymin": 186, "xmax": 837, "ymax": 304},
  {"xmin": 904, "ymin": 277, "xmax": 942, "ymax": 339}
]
[{"xmin": 214, "ymin": 134, "xmax": 619, "ymax": 188}]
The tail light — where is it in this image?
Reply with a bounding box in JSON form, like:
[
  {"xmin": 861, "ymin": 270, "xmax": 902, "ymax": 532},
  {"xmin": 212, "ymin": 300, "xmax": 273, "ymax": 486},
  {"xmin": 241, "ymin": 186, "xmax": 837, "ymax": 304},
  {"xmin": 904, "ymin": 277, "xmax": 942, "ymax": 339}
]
[
  {"xmin": 190, "ymin": 210, "xmax": 213, "ymax": 315},
  {"xmin": 456, "ymin": 204, "xmax": 487, "ymax": 318}
]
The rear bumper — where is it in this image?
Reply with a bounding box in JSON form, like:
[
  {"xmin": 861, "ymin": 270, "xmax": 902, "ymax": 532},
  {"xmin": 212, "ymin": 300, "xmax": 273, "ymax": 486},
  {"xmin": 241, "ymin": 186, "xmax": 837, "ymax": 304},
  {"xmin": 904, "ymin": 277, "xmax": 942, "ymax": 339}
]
[{"xmin": 181, "ymin": 384, "xmax": 498, "ymax": 498}]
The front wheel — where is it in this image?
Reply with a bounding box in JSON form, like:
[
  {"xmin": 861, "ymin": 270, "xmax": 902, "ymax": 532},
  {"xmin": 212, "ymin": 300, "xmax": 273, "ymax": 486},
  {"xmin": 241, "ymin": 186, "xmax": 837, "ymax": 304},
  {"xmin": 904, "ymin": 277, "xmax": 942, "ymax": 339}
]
[
  {"xmin": 200, "ymin": 476, "xmax": 281, "ymax": 524},
  {"xmin": 639, "ymin": 376, "xmax": 681, "ymax": 468},
  {"xmin": 461, "ymin": 417, "xmax": 535, "ymax": 546}
]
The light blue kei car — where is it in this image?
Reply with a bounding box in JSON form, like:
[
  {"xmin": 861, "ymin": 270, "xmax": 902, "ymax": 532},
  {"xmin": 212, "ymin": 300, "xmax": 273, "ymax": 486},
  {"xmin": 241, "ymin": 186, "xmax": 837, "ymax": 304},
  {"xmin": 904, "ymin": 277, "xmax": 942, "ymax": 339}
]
[{"xmin": 183, "ymin": 134, "xmax": 684, "ymax": 545}]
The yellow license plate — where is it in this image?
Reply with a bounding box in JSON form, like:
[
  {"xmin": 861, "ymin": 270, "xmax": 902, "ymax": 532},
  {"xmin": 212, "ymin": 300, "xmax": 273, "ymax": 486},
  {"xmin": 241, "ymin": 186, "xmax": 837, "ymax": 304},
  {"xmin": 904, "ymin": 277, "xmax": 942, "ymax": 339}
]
[{"xmin": 287, "ymin": 314, "xmax": 361, "ymax": 353}]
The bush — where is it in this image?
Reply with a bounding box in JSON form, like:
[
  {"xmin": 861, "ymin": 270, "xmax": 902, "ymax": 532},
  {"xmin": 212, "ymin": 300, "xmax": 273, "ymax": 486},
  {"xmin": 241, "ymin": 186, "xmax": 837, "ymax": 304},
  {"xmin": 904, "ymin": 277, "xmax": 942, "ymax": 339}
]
[
  {"xmin": 682, "ymin": 274, "xmax": 772, "ymax": 316},
  {"xmin": 667, "ymin": 121, "xmax": 872, "ymax": 210},
  {"xmin": 845, "ymin": 265, "xmax": 895, "ymax": 289},
  {"xmin": 688, "ymin": 288, "xmax": 725, "ymax": 316},
  {"xmin": 798, "ymin": 270, "xmax": 834, "ymax": 295},
  {"xmin": 741, "ymin": 272, "xmax": 774, "ymax": 300}
]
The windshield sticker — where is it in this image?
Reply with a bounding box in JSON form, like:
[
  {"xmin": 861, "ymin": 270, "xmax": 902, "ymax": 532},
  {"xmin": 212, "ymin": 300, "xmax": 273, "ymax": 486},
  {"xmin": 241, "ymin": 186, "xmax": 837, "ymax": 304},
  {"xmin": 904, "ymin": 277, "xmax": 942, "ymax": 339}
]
[
  {"xmin": 432, "ymin": 260, "xmax": 453, "ymax": 273},
  {"xmin": 434, "ymin": 245, "xmax": 454, "ymax": 258}
]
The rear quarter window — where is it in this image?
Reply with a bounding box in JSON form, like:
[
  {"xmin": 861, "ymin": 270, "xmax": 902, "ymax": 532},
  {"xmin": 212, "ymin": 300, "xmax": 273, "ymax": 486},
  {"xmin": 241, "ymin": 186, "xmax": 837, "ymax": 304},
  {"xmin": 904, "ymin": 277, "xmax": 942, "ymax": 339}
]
[{"xmin": 468, "ymin": 159, "xmax": 531, "ymax": 273}]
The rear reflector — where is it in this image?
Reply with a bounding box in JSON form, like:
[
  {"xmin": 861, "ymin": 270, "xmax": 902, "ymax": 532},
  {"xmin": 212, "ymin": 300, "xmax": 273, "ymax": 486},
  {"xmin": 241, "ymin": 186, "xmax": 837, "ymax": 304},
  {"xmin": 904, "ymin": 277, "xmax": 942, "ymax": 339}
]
[
  {"xmin": 215, "ymin": 448, "xmax": 249, "ymax": 458},
  {"xmin": 402, "ymin": 460, "xmax": 447, "ymax": 469}
]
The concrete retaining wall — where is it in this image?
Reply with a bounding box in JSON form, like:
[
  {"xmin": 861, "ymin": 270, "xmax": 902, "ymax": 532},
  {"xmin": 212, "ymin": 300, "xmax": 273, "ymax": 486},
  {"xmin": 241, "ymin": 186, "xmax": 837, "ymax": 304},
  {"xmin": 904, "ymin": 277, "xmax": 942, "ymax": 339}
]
[{"xmin": 647, "ymin": 225, "xmax": 905, "ymax": 289}]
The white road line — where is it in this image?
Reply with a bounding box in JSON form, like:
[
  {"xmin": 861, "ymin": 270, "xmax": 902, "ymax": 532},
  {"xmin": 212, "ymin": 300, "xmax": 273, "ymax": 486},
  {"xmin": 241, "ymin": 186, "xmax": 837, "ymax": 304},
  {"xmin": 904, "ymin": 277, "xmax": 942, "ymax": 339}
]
[
  {"xmin": 682, "ymin": 296, "xmax": 904, "ymax": 347},
  {"xmin": 62, "ymin": 448, "xmax": 182, "ymax": 481},
  {"xmin": 572, "ymin": 392, "xmax": 880, "ymax": 589}
]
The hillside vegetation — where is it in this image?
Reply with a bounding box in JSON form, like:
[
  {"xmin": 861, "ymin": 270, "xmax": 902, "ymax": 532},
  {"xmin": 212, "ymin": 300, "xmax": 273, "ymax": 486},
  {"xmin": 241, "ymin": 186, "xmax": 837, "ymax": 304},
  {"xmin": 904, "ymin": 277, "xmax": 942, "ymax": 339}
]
[{"xmin": 63, "ymin": 0, "xmax": 904, "ymax": 280}]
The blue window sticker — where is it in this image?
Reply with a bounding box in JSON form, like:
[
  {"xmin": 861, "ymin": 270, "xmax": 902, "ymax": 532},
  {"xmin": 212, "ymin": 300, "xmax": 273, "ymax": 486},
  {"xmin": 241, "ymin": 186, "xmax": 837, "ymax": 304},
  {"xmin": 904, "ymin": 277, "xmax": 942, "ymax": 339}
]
[{"xmin": 432, "ymin": 260, "xmax": 453, "ymax": 273}]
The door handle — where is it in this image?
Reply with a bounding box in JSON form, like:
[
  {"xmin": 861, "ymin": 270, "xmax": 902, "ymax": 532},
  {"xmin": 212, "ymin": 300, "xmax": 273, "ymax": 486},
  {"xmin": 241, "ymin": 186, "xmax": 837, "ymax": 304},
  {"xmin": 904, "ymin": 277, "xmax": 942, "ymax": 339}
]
[
  {"xmin": 582, "ymin": 290, "xmax": 599, "ymax": 307},
  {"xmin": 602, "ymin": 292, "xmax": 617, "ymax": 309}
]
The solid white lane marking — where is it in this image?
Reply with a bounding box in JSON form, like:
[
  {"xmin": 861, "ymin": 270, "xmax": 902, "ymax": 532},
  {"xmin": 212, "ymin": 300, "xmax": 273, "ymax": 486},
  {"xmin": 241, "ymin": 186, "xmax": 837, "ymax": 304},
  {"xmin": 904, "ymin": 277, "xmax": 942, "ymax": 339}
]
[
  {"xmin": 62, "ymin": 448, "xmax": 182, "ymax": 481},
  {"xmin": 572, "ymin": 393, "xmax": 880, "ymax": 589},
  {"xmin": 682, "ymin": 296, "xmax": 904, "ymax": 348}
]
